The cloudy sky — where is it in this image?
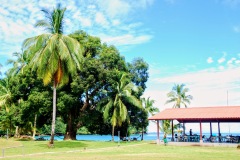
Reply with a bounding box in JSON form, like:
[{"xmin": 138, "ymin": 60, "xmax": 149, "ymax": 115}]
[{"xmin": 1, "ymin": 0, "xmax": 240, "ymax": 133}]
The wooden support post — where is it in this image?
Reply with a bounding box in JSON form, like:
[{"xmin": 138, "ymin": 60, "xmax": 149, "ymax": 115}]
[
  {"xmin": 157, "ymin": 120, "xmax": 160, "ymax": 144},
  {"xmin": 171, "ymin": 120, "xmax": 174, "ymax": 141},
  {"xmin": 210, "ymin": 122, "xmax": 212, "ymax": 136},
  {"xmin": 218, "ymin": 122, "xmax": 221, "ymax": 143},
  {"xmin": 183, "ymin": 123, "xmax": 185, "ymax": 135},
  {"xmin": 200, "ymin": 121, "xmax": 203, "ymax": 143}
]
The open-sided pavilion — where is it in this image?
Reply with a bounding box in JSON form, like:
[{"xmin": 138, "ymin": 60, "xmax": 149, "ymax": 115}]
[{"xmin": 148, "ymin": 106, "xmax": 240, "ymax": 144}]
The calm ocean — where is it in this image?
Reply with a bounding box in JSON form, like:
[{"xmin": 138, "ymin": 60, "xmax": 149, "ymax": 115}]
[
  {"xmin": 36, "ymin": 133, "xmax": 157, "ymax": 141},
  {"xmin": 35, "ymin": 132, "xmax": 239, "ymax": 141}
]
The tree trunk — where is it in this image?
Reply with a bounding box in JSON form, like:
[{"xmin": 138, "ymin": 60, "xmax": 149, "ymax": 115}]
[
  {"xmin": 32, "ymin": 114, "xmax": 37, "ymax": 139},
  {"xmin": 112, "ymin": 125, "xmax": 115, "ymax": 141},
  {"xmin": 50, "ymin": 84, "xmax": 57, "ymax": 145},
  {"xmin": 10, "ymin": 117, "xmax": 12, "ymax": 136},
  {"xmin": 14, "ymin": 126, "xmax": 19, "ymax": 138},
  {"xmin": 141, "ymin": 126, "xmax": 144, "ymax": 141},
  {"xmin": 64, "ymin": 111, "xmax": 77, "ymax": 140}
]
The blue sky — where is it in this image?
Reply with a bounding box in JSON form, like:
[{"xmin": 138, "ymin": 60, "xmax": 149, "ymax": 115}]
[{"xmin": 1, "ymin": 0, "xmax": 240, "ymax": 133}]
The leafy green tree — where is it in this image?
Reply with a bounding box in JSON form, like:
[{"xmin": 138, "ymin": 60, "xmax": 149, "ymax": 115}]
[
  {"xmin": 0, "ymin": 77, "xmax": 12, "ymax": 108},
  {"xmin": 57, "ymin": 31, "xmax": 129, "ymax": 140},
  {"xmin": 57, "ymin": 31, "xmax": 104, "ymax": 140},
  {"xmin": 128, "ymin": 58, "xmax": 149, "ymax": 97},
  {"xmin": 22, "ymin": 5, "xmax": 82, "ymax": 145},
  {"xmin": 0, "ymin": 104, "xmax": 18, "ymax": 136},
  {"xmin": 6, "ymin": 64, "xmax": 52, "ymax": 137},
  {"xmin": 165, "ymin": 84, "xmax": 193, "ymax": 108},
  {"xmin": 0, "ymin": 76, "xmax": 19, "ymax": 136},
  {"xmin": 101, "ymin": 73, "xmax": 142, "ymax": 141}
]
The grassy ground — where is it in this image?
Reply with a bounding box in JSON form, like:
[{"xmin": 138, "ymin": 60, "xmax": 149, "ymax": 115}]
[{"xmin": 0, "ymin": 138, "xmax": 240, "ymax": 160}]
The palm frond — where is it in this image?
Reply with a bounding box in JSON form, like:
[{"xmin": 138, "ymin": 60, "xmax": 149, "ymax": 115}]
[
  {"xmin": 126, "ymin": 94, "xmax": 142, "ymax": 108},
  {"xmin": 35, "ymin": 20, "xmax": 52, "ymax": 30},
  {"xmin": 0, "ymin": 78, "xmax": 11, "ymax": 108},
  {"xmin": 103, "ymin": 100, "xmax": 113, "ymax": 121},
  {"xmin": 118, "ymin": 100, "xmax": 127, "ymax": 123},
  {"xmin": 111, "ymin": 109, "xmax": 117, "ymax": 127}
]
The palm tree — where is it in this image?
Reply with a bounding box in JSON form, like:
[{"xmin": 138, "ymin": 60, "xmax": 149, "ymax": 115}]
[
  {"xmin": 142, "ymin": 97, "xmax": 159, "ymax": 116},
  {"xmin": 7, "ymin": 51, "xmax": 27, "ymax": 76},
  {"xmin": 22, "ymin": 5, "xmax": 82, "ymax": 145},
  {"xmin": 165, "ymin": 84, "xmax": 192, "ymax": 138},
  {"xmin": 165, "ymin": 84, "xmax": 193, "ymax": 108},
  {"xmin": 102, "ymin": 73, "xmax": 142, "ymax": 141},
  {"xmin": 160, "ymin": 120, "xmax": 178, "ymax": 134},
  {"xmin": 140, "ymin": 97, "xmax": 158, "ymax": 140}
]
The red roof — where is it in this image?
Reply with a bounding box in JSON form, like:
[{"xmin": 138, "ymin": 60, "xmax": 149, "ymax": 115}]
[{"xmin": 148, "ymin": 106, "xmax": 240, "ymax": 123}]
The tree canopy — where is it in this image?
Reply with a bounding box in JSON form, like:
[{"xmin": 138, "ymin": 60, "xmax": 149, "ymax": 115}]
[{"xmin": 0, "ymin": 6, "xmax": 150, "ymax": 142}]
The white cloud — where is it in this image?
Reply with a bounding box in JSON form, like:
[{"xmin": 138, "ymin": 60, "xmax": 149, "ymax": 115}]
[
  {"xmin": 218, "ymin": 57, "xmax": 225, "ymax": 63},
  {"xmin": 235, "ymin": 60, "xmax": 240, "ymax": 64},
  {"xmin": 79, "ymin": 16, "xmax": 92, "ymax": 27},
  {"xmin": 233, "ymin": 26, "xmax": 240, "ymax": 33},
  {"xmin": 222, "ymin": 0, "xmax": 240, "ymax": 7},
  {"xmin": 95, "ymin": 12, "xmax": 109, "ymax": 27},
  {"xmin": 112, "ymin": 19, "xmax": 120, "ymax": 26},
  {"xmin": 227, "ymin": 57, "xmax": 236, "ymax": 64},
  {"xmin": 217, "ymin": 52, "xmax": 227, "ymax": 64},
  {"xmin": 96, "ymin": 0, "xmax": 131, "ymax": 18},
  {"xmin": 218, "ymin": 65, "xmax": 225, "ymax": 70},
  {"xmin": 146, "ymin": 67, "xmax": 240, "ymax": 109},
  {"xmin": 95, "ymin": 0, "xmax": 154, "ymax": 18},
  {"xmin": 101, "ymin": 34, "xmax": 152, "ymax": 46},
  {"xmin": 88, "ymin": 5, "xmax": 96, "ymax": 9},
  {"xmin": 0, "ymin": 0, "xmax": 154, "ymax": 60},
  {"xmin": 207, "ymin": 57, "xmax": 213, "ymax": 63},
  {"xmin": 132, "ymin": 0, "xmax": 155, "ymax": 8}
]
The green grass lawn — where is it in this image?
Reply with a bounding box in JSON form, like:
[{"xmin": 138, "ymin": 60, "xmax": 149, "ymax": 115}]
[{"xmin": 0, "ymin": 139, "xmax": 240, "ymax": 160}]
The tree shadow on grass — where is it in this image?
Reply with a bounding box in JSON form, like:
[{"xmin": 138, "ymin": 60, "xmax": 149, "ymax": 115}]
[{"xmin": 37, "ymin": 141, "xmax": 88, "ymax": 149}]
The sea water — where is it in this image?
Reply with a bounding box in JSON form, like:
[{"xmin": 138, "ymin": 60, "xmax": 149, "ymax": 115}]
[
  {"xmin": 35, "ymin": 132, "xmax": 239, "ymax": 141},
  {"xmin": 35, "ymin": 133, "xmax": 158, "ymax": 141}
]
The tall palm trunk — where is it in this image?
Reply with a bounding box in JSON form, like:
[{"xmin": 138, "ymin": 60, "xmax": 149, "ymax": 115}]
[
  {"xmin": 50, "ymin": 82, "xmax": 57, "ymax": 145},
  {"xmin": 112, "ymin": 126, "xmax": 115, "ymax": 141}
]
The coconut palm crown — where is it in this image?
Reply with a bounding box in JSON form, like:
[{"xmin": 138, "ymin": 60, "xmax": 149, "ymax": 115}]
[
  {"xmin": 165, "ymin": 84, "xmax": 193, "ymax": 108},
  {"xmin": 23, "ymin": 4, "xmax": 82, "ymax": 87}
]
